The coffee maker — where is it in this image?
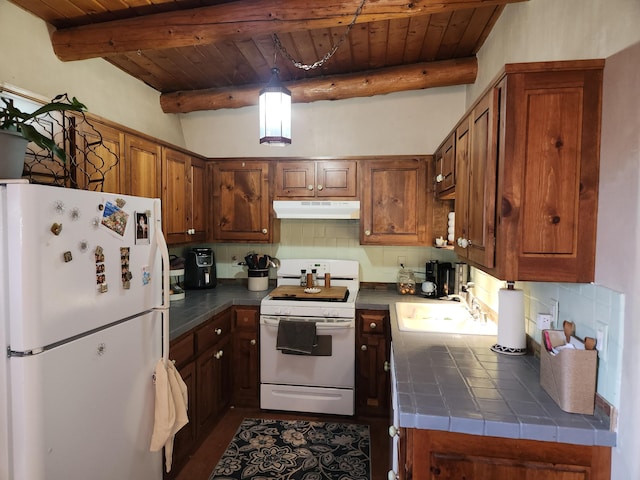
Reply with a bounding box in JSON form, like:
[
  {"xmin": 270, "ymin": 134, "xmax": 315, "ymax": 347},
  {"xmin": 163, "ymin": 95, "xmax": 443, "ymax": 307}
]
[
  {"xmin": 184, "ymin": 248, "xmax": 216, "ymax": 289},
  {"xmin": 424, "ymin": 260, "xmax": 455, "ymax": 298}
]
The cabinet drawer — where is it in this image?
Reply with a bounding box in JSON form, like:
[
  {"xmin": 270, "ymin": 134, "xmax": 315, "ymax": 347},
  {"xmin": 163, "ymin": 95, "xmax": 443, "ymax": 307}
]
[
  {"xmin": 358, "ymin": 311, "xmax": 388, "ymax": 335},
  {"xmin": 170, "ymin": 332, "xmax": 195, "ymax": 368},
  {"xmin": 234, "ymin": 307, "xmax": 259, "ymax": 329},
  {"xmin": 196, "ymin": 310, "xmax": 232, "ymax": 353}
]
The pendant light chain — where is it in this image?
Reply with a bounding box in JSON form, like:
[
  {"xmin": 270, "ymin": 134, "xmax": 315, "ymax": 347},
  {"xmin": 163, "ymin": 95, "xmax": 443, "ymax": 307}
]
[{"xmin": 273, "ymin": 0, "xmax": 366, "ymax": 71}]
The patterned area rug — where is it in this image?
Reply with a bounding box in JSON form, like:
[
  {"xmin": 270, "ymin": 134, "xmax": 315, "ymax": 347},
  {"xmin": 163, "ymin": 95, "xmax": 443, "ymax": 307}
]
[{"xmin": 209, "ymin": 418, "xmax": 371, "ymax": 480}]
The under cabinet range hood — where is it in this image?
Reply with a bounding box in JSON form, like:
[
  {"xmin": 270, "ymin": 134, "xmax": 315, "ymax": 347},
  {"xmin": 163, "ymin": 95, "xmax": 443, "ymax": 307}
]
[{"xmin": 273, "ymin": 200, "xmax": 360, "ymax": 219}]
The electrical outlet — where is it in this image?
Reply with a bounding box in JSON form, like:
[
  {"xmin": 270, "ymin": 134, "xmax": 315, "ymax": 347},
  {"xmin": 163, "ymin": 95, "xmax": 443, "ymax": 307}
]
[
  {"xmin": 596, "ymin": 321, "xmax": 609, "ymax": 360},
  {"xmin": 550, "ymin": 299, "xmax": 559, "ymax": 328},
  {"xmin": 397, "ymin": 256, "xmax": 406, "ymax": 267},
  {"xmin": 536, "ymin": 314, "xmax": 552, "ymax": 330},
  {"xmin": 231, "ymin": 254, "xmax": 243, "ymax": 268}
]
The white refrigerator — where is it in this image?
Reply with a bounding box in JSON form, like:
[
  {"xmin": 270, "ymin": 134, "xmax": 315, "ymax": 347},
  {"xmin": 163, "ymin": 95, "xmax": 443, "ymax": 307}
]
[{"xmin": 0, "ymin": 181, "xmax": 169, "ymax": 480}]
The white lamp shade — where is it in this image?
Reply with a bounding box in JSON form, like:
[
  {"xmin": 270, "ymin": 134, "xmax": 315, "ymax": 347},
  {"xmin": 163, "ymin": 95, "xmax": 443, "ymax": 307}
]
[{"xmin": 259, "ymin": 68, "xmax": 291, "ymax": 146}]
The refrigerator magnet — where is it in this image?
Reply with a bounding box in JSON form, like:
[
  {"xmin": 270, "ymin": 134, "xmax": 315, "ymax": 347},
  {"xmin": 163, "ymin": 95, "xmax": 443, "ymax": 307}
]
[
  {"xmin": 134, "ymin": 212, "xmax": 150, "ymax": 245},
  {"xmin": 100, "ymin": 201, "xmax": 129, "ymax": 238},
  {"xmin": 142, "ymin": 266, "xmax": 151, "ymax": 285}
]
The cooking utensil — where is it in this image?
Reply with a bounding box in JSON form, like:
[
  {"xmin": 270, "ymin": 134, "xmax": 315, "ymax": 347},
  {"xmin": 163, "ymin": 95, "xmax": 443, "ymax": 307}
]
[
  {"xmin": 563, "ymin": 320, "xmax": 575, "ymax": 343},
  {"xmin": 268, "ymin": 256, "xmax": 280, "ymax": 269},
  {"xmin": 584, "ymin": 337, "xmax": 597, "ymax": 350},
  {"xmin": 258, "ymin": 254, "xmax": 268, "ymax": 269}
]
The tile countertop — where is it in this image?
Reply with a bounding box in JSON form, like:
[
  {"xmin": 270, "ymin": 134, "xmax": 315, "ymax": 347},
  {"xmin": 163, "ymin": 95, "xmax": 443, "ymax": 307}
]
[{"xmin": 168, "ymin": 285, "xmax": 616, "ymax": 447}]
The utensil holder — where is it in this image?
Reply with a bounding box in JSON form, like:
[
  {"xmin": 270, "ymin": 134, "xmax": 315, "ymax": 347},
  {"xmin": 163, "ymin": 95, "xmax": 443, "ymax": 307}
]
[
  {"xmin": 539, "ymin": 329, "xmax": 597, "ymax": 414},
  {"xmin": 248, "ymin": 269, "xmax": 269, "ymax": 291}
]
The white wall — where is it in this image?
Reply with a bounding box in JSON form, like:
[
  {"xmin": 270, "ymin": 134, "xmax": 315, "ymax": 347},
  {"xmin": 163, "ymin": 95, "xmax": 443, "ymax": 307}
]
[
  {"xmin": 180, "ymin": 85, "xmax": 467, "ymax": 157},
  {"xmin": 0, "ymin": 1, "xmax": 185, "ymax": 147}
]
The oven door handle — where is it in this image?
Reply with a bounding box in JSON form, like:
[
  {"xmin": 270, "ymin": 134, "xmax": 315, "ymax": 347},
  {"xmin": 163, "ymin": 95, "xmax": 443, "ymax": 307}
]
[{"xmin": 260, "ymin": 317, "xmax": 353, "ymax": 329}]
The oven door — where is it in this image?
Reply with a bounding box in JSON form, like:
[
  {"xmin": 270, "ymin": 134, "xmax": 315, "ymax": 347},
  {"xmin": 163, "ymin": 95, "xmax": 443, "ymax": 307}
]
[{"xmin": 260, "ymin": 315, "xmax": 355, "ymax": 388}]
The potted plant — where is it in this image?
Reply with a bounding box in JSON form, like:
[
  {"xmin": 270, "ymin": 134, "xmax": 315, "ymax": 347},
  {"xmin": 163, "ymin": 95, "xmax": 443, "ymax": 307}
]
[{"xmin": 0, "ymin": 94, "xmax": 87, "ymax": 179}]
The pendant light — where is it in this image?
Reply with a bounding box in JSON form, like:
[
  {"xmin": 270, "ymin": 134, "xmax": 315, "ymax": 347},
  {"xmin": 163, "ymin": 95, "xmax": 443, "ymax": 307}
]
[{"xmin": 259, "ymin": 67, "xmax": 291, "ymax": 146}]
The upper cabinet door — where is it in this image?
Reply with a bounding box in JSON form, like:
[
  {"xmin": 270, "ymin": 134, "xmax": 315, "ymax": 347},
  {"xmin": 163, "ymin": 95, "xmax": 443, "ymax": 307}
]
[
  {"xmin": 275, "ymin": 161, "xmax": 316, "ymax": 197},
  {"xmin": 124, "ymin": 135, "xmax": 161, "ymax": 198},
  {"xmin": 434, "ymin": 134, "xmax": 455, "ymax": 199},
  {"xmin": 75, "ymin": 120, "xmax": 124, "ymax": 194},
  {"xmin": 316, "ymin": 160, "xmax": 357, "ymax": 198},
  {"xmin": 360, "ymin": 157, "xmax": 428, "ymax": 245},
  {"xmin": 211, "ymin": 160, "xmax": 276, "ymax": 243},
  {"xmin": 189, "ymin": 157, "xmax": 208, "ymax": 243},
  {"xmin": 466, "ymin": 90, "xmax": 498, "ymax": 268},
  {"xmin": 162, "ymin": 147, "xmax": 190, "ymax": 244}
]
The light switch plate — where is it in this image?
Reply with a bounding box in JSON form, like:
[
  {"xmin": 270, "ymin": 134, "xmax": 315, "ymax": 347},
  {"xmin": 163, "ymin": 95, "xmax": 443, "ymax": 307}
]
[{"xmin": 596, "ymin": 321, "xmax": 609, "ymax": 360}]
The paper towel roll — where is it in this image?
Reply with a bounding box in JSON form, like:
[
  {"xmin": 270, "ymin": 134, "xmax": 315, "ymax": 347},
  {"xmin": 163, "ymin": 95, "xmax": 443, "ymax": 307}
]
[{"xmin": 493, "ymin": 287, "xmax": 526, "ymax": 355}]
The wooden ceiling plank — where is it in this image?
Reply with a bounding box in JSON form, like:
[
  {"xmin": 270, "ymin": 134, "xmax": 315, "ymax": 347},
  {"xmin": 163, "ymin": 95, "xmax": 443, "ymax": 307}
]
[
  {"xmin": 386, "ymin": 17, "xmax": 411, "ymax": 67},
  {"xmin": 471, "ymin": 4, "xmax": 504, "ymax": 54},
  {"xmin": 421, "ymin": 12, "xmax": 452, "ymax": 61},
  {"xmin": 454, "ymin": 6, "xmax": 497, "ymax": 56},
  {"xmin": 159, "ymin": 56, "xmax": 478, "ymax": 112},
  {"xmin": 50, "ymin": 0, "xmax": 529, "ymax": 61},
  {"xmin": 234, "ymin": 38, "xmax": 271, "ymax": 81},
  {"xmin": 213, "ymin": 39, "xmax": 259, "ymax": 85},
  {"xmin": 368, "ymin": 19, "xmax": 390, "ymax": 69},
  {"xmin": 436, "ymin": 8, "xmax": 474, "ymax": 59},
  {"xmin": 403, "ymin": 15, "xmax": 432, "ymax": 63},
  {"xmin": 348, "ymin": 23, "xmax": 370, "ymax": 70},
  {"xmin": 193, "ymin": 44, "xmax": 239, "ymax": 87}
]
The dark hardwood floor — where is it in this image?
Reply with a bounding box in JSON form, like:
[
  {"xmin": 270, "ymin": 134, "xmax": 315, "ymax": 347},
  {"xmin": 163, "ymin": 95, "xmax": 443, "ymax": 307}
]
[{"xmin": 174, "ymin": 407, "xmax": 391, "ymax": 480}]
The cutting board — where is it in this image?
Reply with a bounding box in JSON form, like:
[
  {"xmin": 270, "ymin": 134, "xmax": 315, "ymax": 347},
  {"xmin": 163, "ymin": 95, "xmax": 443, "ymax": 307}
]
[{"xmin": 268, "ymin": 285, "xmax": 349, "ymax": 301}]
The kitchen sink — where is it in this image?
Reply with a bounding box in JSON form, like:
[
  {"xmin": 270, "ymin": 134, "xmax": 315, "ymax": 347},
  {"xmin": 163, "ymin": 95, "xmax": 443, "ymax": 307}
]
[{"xmin": 395, "ymin": 301, "xmax": 497, "ymax": 335}]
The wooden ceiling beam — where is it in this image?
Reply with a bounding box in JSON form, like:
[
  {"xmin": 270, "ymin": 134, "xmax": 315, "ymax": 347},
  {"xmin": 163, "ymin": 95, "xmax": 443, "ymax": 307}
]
[
  {"xmin": 51, "ymin": 0, "xmax": 527, "ymax": 61},
  {"xmin": 159, "ymin": 57, "xmax": 477, "ymax": 113}
]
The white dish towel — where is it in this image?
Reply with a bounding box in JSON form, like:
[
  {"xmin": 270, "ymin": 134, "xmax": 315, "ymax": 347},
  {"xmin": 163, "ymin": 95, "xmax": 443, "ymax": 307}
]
[{"xmin": 150, "ymin": 358, "xmax": 189, "ymax": 472}]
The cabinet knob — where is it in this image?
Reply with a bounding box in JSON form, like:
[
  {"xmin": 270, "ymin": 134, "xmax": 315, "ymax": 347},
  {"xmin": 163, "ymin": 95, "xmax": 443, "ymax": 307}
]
[
  {"xmin": 384, "ymin": 361, "xmax": 390, "ymax": 372},
  {"xmin": 457, "ymin": 237, "xmax": 470, "ymax": 248},
  {"xmin": 215, "ymin": 328, "xmax": 222, "ymax": 335},
  {"xmin": 214, "ymin": 350, "xmax": 224, "ymax": 359},
  {"xmin": 250, "ymin": 339, "xmax": 256, "ymax": 345},
  {"xmin": 361, "ymin": 345, "xmax": 368, "ymax": 351},
  {"xmin": 370, "ymin": 322, "xmax": 377, "ymax": 329},
  {"xmin": 317, "ymin": 184, "xmax": 323, "ymax": 191},
  {"xmin": 387, "ymin": 471, "xmax": 398, "ymax": 480},
  {"xmin": 436, "ymin": 173, "xmax": 444, "ymax": 183},
  {"xmin": 364, "ymin": 230, "xmax": 371, "ymax": 236},
  {"xmin": 388, "ymin": 425, "xmax": 399, "ymax": 437},
  {"xmin": 261, "ymin": 228, "xmax": 268, "ymax": 234},
  {"xmin": 307, "ymin": 184, "xmax": 314, "ymax": 191}
]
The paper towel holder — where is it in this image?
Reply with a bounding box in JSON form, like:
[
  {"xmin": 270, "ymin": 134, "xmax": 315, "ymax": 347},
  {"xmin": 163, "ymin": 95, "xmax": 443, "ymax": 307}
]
[{"xmin": 491, "ymin": 281, "xmax": 528, "ymax": 356}]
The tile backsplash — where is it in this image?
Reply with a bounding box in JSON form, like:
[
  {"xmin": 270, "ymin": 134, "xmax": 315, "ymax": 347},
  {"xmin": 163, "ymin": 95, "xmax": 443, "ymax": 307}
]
[{"xmin": 175, "ymin": 219, "xmax": 458, "ymax": 283}]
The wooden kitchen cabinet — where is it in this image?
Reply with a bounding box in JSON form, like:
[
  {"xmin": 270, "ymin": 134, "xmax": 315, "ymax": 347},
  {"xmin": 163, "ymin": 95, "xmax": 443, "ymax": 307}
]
[
  {"xmin": 211, "ymin": 160, "xmax": 279, "ymax": 243},
  {"xmin": 124, "ymin": 134, "xmax": 161, "ymax": 198},
  {"xmin": 195, "ymin": 309, "xmax": 232, "ymax": 438},
  {"xmin": 275, "ymin": 159, "xmax": 357, "ymax": 198},
  {"xmin": 355, "ymin": 309, "xmax": 390, "ymax": 417},
  {"xmin": 232, "ymin": 306, "xmax": 260, "ymax": 407},
  {"xmin": 360, "ymin": 156, "xmax": 429, "ymax": 245},
  {"xmin": 162, "ymin": 147, "xmax": 208, "ymax": 244},
  {"xmin": 433, "ymin": 133, "xmax": 455, "ymax": 199},
  {"xmin": 402, "ymin": 429, "xmax": 611, "ymax": 480},
  {"xmin": 445, "ymin": 60, "xmax": 603, "ymax": 282}
]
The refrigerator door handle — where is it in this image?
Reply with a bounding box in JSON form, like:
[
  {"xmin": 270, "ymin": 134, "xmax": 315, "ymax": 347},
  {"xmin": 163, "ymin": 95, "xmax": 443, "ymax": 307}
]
[{"xmin": 152, "ymin": 199, "xmax": 171, "ymax": 365}]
